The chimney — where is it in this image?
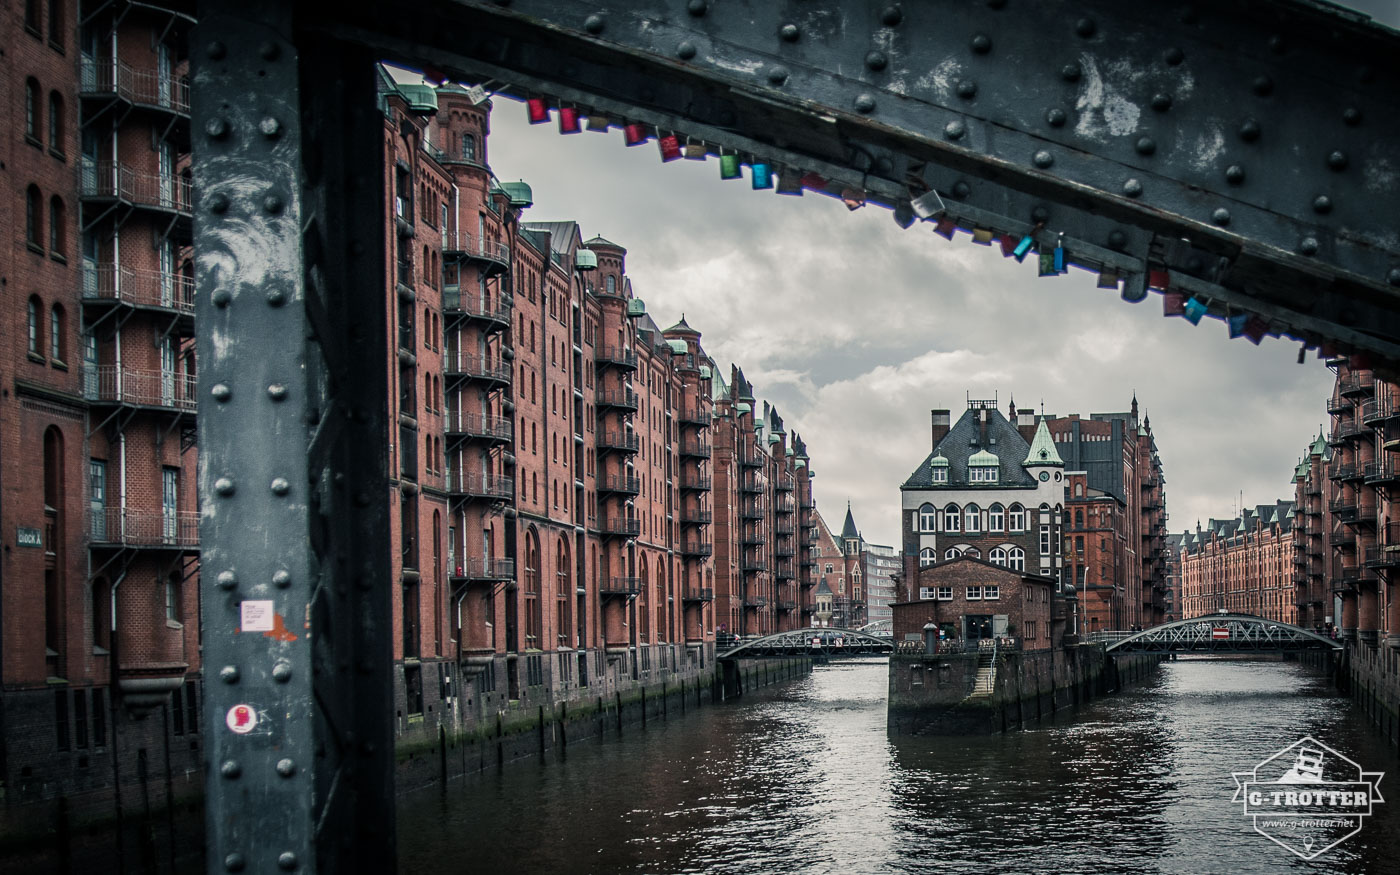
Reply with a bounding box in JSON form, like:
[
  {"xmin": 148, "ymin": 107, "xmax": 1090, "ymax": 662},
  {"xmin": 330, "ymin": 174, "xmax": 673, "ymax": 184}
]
[
  {"xmin": 979, "ymin": 409, "xmax": 989, "ymax": 446},
  {"xmin": 930, "ymin": 409, "xmax": 951, "ymax": 449},
  {"xmin": 1018, "ymin": 408, "xmax": 1037, "ymax": 442}
]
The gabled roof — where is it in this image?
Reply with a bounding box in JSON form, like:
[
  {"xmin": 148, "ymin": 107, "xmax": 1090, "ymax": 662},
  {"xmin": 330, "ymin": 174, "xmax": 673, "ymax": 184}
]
[
  {"xmin": 841, "ymin": 503, "xmax": 859, "ymax": 540},
  {"xmin": 1024, "ymin": 420, "xmax": 1065, "ymax": 467},
  {"xmin": 902, "ymin": 407, "xmax": 1036, "ymax": 489}
]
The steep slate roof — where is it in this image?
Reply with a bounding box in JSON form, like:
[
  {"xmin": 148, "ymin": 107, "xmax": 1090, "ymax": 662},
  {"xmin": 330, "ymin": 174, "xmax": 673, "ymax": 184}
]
[
  {"xmin": 902, "ymin": 407, "xmax": 1037, "ymax": 489},
  {"xmin": 841, "ymin": 503, "xmax": 859, "ymax": 540},
  {"xmin": 521, "ymin": 221, "xmax": 580, "ymax": 258}
]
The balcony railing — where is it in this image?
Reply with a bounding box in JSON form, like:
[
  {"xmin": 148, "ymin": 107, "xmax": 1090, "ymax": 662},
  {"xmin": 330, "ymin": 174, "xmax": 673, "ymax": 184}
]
[
  {"xmin": 598, "ymin": 517, "xmax": 641, "ymax": 538},
  {"xmin": 1362, "ymin": 398, "xmax": 1400, "ymax": 426},
  {"xmin": 778, "ymin": 600, "xmax": 798, "ymax": 612},
  {"xmin": 598, "ymin": 474, "xmax": 641, "ymax": 495},
  {"xmin": 1326, "ymin": 394, "xmax": 1351, "ymax": 415},
  {"xmin": 741, "ymin": 560, "xmax": 766, "ymax": 573},
  {"xmin": 446, "ymin": 470, "xmax": 513, "ymax": 500},
  {"xmin": 679, "ymin": 472, "xmax": 712, "ymax": 491},
  {"xmin": 681, "ymin": 509, "xmax": 712, "ymax": 525},
  {"xmin": 1339, "ymin": 374, "xmax": 1375, "ymax": 397},
  {"xmin": 1328, "ymin": 501, "xmax": 1359, "ymax": 522},
  {"xmin": 444, "ymin": 410, "xmax": 513, "ymax": 442},
  {"xmin": 679, "ymin": 439, "xmax": 712, "ymax": 459},
  {"xmin": 443, "ymin": 352, "xmax": 511, "ymax": 384},
  {"xmin": 681, "ymin": 541, "xmax": 713, "ymax": 557},
  {"xmin": 1364, "ymin": 459, "xmax": 1400, "ymax": 484},
  {"xmin": 89, "ymin": 508, "xmax": 198, "ymax": 548},
  {"xmin": 442, "ymin": 288, "xmax": 512, "ymax": 325},
  {"xmin": 597, "ymin": 431, "xmax": 640, "ymax": 453},
  {"xmin": 743, "ymin": 596, "xmax": 768, "ymax": 608},
  {"xmin": 595, "ymin": 347, "xmax": 638, "ymax": 369},
  {"xmin": 84, "ymin": 366, "xmax": 196, "ymax": 411},
  {"xmin": 81, "ymin": 265, "xmax": 194, "ymax": 314},
  {"xmin": 775, "ymin": 479, "xmax": 794, "ymax": 492},
  {"xmin": 683, "ymin": 588, "xmax": 715, "ymax": 603},
  {"xmin": 81, "ymin": 161, "xmax": 191, "ymax": 214},
  {"xmin": 679, "ymin": 409, "xmax": 709, "ymax": 426},
  {"xmin": 739, "ymin": 480, "xmax": 763, "ymax": 494},
  {"xmin": 1328, "ymin": 464, "xmax": 1356, "ymax": 482},
  {"xmin": 450, "ymin": 558, "xmax": 515, "ymax": 581},
  {"xmin": 80, "ymin": 60, "xmax": 190, "ymax": 114},
  {"xmin": 741, "ymin": 531, "xmax": 766, "ymax": 546},
  {"xmin": 601, "ymin": 577, "xmax": 641, "ymax": 597},
  {"xmin": 597, "ymin": 388, "xmax": 639, "ymax": 410},
  {"xmin": 442, "ymin": 230, "xmax": 511, "ymax": 267}
]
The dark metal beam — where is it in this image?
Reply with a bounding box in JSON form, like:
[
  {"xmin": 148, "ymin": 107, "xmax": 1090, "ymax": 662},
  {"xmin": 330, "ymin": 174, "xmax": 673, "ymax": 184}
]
[
  {"xmin": 319, "ymin": 0, "xmax": 1400, "ymax": 369},
  {"xmin": 194, "ymin": 2, "xmax": 394, "ymax": 870}
]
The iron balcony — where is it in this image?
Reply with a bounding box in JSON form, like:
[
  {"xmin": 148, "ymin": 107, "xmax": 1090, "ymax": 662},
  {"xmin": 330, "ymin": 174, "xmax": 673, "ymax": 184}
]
[
  {"xmin": 741, "ymin": 560, "xmax": 766, "ymax": 573},
  {"xmin": 1326, "ymin": 395, "xmax": 1352, "ymax": 415},
  {"xmin": 739, "ymin": 480, "xmax": 763, "ymax": 494},
  {"xmin": 743, "ymin": 596, "xmax": 768, "ymax": 608},
  {"xmin": 442, "ymin": 288, "xmax": 512, "ymax": 328},
  {"xmin": 679, "ymin": 439, "xmax": 712, "ymax": 459},
  {"xmin": 595, "ymin": 346, "xmax": 638, "ymax": 370},
  {"xmin": 444, "ymin": 411, "xmax": 513, "ymax": 444},
  {"xmin": 1363, "ymin": 460, "xmax": 1400, "ymax": 485},
  {"xmin": 741, "ymin": 531, "xmax": 766, "ymax": 546},
  {"xmin": 80, "ymin": 160, "xmax": 192, "ymax": 216},
  {"xmin": 79, "ymin": 59, "xmax": 190, "ymax": 115},
  {"xmin": 447, "ymin": 470, "xmax": 514, "ymax": 501},
  {"xmin": 1339, "ymin": 374, "xmax": 1375, "ymax": 397},
  {"xmin": 442, "ymin": 230, "xmax": 511, "ymax": 272},
  {"xmin": 777, "ymin": 600, "xmax": 798, "ymax": 612},
  {"xmin": 81, "ymin": 265, "xmax": 195, "ymax": 315},
  {"xmin": 443, "ymin": 352, "xmax": 511, "ymax": 386},
  {"xmin": 597, "ymin": 431, "xmax": 640, "ymax": 454},
  {"xmin": 679, "ymin": 409, "xmax": 709, "ymax": 427},
  {"xmin": 596, "ymin": 388, "xmax": 639, "ymax": 411},
  {"xmin": 598, "ymin": 475, "xmax": 642, "ymax": 495},
  {"xmin": 681, "ymin": 509, "xmax": 712, "ymax": 526},
  {"xmin": 681, "ymin": 541, "xmax": 713, "ymax": 557},
  {"xmin": 450, "ymin": 558, "xmax": 515, "ymax": 582},
  {"xmin": 601, "ymin": 577, "xmax": 641, "ymax": 597},
  {"xmin": 682, "ymin": 588, "xmax": 715, "ymax": 603},
  {"xmin": 738, "ymin": 451, "xmax": 762, "ymax": 469},
  {"xmin": 84, "ymin": 366, "xmax": 196, "ymax": 412},
  {"xmin": 679, "ymin": 472, "xmax": 712, "ymax": 491},
  {"xmin": 89, "ymin": 509, "xmax": 199, "ymax": 549},
  {"xmin": 598, "ymin": 517, "xmax": 641, "ymax": 538}
]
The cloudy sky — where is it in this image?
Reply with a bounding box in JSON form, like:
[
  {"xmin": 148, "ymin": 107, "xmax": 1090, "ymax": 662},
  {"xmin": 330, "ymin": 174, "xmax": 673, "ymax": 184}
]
[{"xmin": 459, "ymin": 3, "xmax": 1398, "ymax": 549}]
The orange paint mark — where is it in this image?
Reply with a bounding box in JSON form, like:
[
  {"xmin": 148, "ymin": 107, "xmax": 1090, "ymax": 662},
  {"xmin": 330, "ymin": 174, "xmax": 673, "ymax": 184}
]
[{"xmin": 263, "ymin": 613, "xmax": 298, "ymax": 642}]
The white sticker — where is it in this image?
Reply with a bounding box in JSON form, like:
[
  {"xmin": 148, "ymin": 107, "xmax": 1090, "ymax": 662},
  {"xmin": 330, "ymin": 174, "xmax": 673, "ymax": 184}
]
[
  {"xmin": 240, "ymin": 600, "xmax": 275, "ymax": 632},
  {"xmin": 226, "ymin": 704, "xmax": 257, "ymax": 734},
  {"xmin": 466, "ymin": 84, "xmax": 488, "ymax": 105}
]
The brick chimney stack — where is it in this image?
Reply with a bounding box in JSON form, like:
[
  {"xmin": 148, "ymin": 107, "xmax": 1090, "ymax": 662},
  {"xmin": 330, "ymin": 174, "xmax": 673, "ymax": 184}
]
[
  {"xmin": 930, "ymin": 409, "xmax": 951, "ymax": 449},
  {"xmin": 1017, "ymin": 408, "xmax": 1037, "ymax": 442}
]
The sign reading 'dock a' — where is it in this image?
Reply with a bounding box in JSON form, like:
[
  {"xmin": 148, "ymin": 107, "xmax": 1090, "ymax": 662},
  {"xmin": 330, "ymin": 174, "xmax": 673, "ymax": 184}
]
[
  {"xmin": 1232, "ymin": 736, "xmax": 1385, "ymax": 860},
  {"xmin": 16, "ymin": 527, "xmax": 42, "ymax": 548}
]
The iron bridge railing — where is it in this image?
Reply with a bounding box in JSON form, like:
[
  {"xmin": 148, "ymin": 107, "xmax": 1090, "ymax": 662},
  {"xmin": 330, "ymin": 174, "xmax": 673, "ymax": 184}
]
[{"xmin": 1104, "ymin": 614, "xmax": 1341, "ymax": 653}]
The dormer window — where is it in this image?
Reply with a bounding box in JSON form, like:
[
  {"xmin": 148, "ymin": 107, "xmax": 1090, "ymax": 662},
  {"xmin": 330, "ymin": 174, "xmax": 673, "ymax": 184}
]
[{"xmin": 932, "ymin": 468, "xmax": 947, "ymax": 483}]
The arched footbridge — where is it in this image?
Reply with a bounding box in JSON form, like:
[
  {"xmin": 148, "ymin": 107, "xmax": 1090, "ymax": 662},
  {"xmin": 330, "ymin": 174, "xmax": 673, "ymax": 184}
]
[
  {"xmin": 719, "ymin": 629, "xmax": 894, "ymax": 660},
  {"xmin": 1101, "ymin": 614, "xmax": 1342, "ymax": 654}
]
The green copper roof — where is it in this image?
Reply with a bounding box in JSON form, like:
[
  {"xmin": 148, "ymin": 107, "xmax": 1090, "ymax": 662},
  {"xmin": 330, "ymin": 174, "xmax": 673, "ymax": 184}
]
[
  {"xmin": 968, "ymin": 449, "xmax": 1000, "ymax": 467},
  {"xmin": 666, "ymin": 339, "xmax": 688, "ymax": 354},
  {"xmin": 1023, "ymin": 419, "xmax": 1065, "ymax": 467},
  {"xmin": 929, "ymin": 454, "xmax": 950, "ymax": 468},
  {"xmin": 627, "ymin": 298, "xmax": 646, "ymax": 317},
  {"xmin": 575, "ymin": 249, "xmax": 598, "ymax": 270},
  {"xmin": 1294, "ymin": 459, "xmax": 1311, "ymax": 480},
  {"xmin": 396, "ymin": 83, "xmax": 439, "ymax": 113},
  {"xmin": 1309, "ymin": 430, "xmax": 1328, "ymax": 456},
  {"xmin": 698, "ymin": 365, "xmax": 711, "ymax": 379},
  {"xmin": 499, "ymin": 180, "xmax": 533, "ymax": 207}
]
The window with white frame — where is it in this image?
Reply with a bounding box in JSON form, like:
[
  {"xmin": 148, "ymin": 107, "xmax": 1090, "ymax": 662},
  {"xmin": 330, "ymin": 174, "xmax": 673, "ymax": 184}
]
[
  {"xmin": 918, "ymin": 549, "xmax": 936, "ymax": 567},
  {"xmin": 1040, "ymin": 525, "xmax": 1051, "ymax": 555},
  {"xmin": 964, "ymin": 503, "xmax": 980, "ymax": 533},
  {"xmin": 988, "ymin": 503, "xmax": 1005, "ymax": 532},
  {"xmin": 969, "ymin": 465, "xmax": 999, "ymax": 483},
  {"xmin": 937, "ymin": 586, "xmax": 952, "ymax": 600},
  {"xmin": 963, "ymin": 546, "xmax": 981, "ymax": 559},
  {"xmin": 967, "ymin": 585, "xmax": 983, "ymax": 600},
  {"xmin": 932, "ymin": 467, "xmax": 947, "ymax": 483},
  {"xmin": 919, "ymin": 503, "xmax": 937, "ymax": 532},
  {"xmin": 919, "ymin": 587, "xmax": 933, "ymax": 600},
  {"xmin": 943, "ymin": 504, "xmax": 960, "ymax": 532},
  {"xmin": 983, "ymin": 585, "xmax": 1000, "ymax": 600},
  {"xmin": 990, "ymin": 546, "xmax": 1008, "ymax": 567},
  {"xmin": 1008, "ymin": 504, "xmax": 1026, "ymax": 532},
  {"xmin": 944, "ymin": 547, "xmax": 961, "ymax": 559},
  {"xmin": 1008, "ymin": 547, "xmax": 1025, "ymax": 571}
]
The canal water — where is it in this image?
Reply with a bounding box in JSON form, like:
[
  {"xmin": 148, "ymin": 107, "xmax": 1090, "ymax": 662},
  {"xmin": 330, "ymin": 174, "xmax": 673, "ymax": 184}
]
[{"xmin": 397, "ymin": 658, "xmax": 1400, "ymax": 874}]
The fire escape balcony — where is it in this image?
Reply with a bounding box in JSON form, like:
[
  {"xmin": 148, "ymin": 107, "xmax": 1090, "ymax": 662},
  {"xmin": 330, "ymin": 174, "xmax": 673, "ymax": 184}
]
[
  {"xmin": 597, "ymin": 431, "xmax": 640, "ymax": 454},
  {"xmin": 81, "ymin": 265, "xmax": 194, "ymax": 317},
  {"xmin": 1326, "ymin": 394, "xmax": 1352, "ymax": 415},
  {"xmin": 679, "ymin": 408, "xmax": 709, "ymax": 427},
  {"xmin": 442, "ymin": 288, "xmax": 512, "ymax": 330},
  {"xmin": 775, "ymin": 546, "xmax": 796, "ymax": 559},
  {"xmin": 1364, "ymin": 460, "xmax": 1400, "ymax": 486},
  {"xmin": 88, "ymin": 509, "xmax": 198, "ymax": 549},
  {"xmin": 775, "ymin": 479, "xmax": 794, "ymax": 493},
  {"xmin": 1332, "ymin": 529, "xmax": 1357, "ymax": 550},
  {"xmin": 84, "ymin": 366, "xmax": 196, "ymax": 413},
  {"xmin": 1361, "ymin": 398, "xmax": 1400, "ymax": 427},
  {"xmin": 449, "ymin": 558, "xmax": 515, "ymax": 583},
  {"xmin": 595, "ymin": 346, "xmax": 639, "ymax": 370},
  {"xmin": 776, "ymin": 564, "xmax": 795, "ymax": 581},
  {"xmin": 681, "ymin": 509, "xmax": 712, "ymax": 526},
  {"xmin": 681, "ymin": 540, "xmax": 713, "ymax": 557},
  {"xmin": 1339, "ymin": 374, "xmax": 1375, "ymax": 398},
  {"xmin": 597, "ymin": 388, "xmax": 639, "ymax": 411},
  {"xmin": 444, "ymin": 410, "xmax": 513, "ymax": 445},
  {"xmin": 442, "ymin": 231, "xmax": 511, "ymax": 274},
  {"xmin": 740, "ymin": 504, "xmax": 764, "ymax": 521},
  {"xmin": 443, "ymin": 352, "xmax": 511, "ymax": 387},
  {"xmin": 738, "ymin": 450, "xmax": 763, "ymax": 469},
  {"xmin": 80, "ymin": 60, "xmax": 191, "ymax": 117},
  {"xmin": 1328, "ymin": 463, "xmax": 1358, "ymax": 482},
  {"xmin": 739, "ymin": 479, "xmax": 763, "ymax": 495},
  {"xmin": 81, "ymin": 161, "xmax": 192, "ymax": 218},
  {"xmin": 679, "ymin": 472, "xmax": 712, "ymax": 491},
  {"xmin": 1329, "ymin": 501, "xmax": 1359, "ymax": 523},
  {"xmin": 777, "ymin": 600, "xmax": 798, "ymax": 612},
  {"xmin": 446, "ymin": 470, "xmax": 513, "ymax": 501},
  {"xmin": 598, "ymin": 474, "xmax": 642, "ymax": 496},
  {"xmin": 742, "ymin": 595, "xmax": 768, "ymax": 607},
  {"xmin": 775, "ymin": 522, "xmax": 795, "ymax": 536},
  {"xmin": 742, "ymin": 530, "xmax": 766, "ymax": 547},
  {"xmin": 679, "ymin": 439, "xmax": 711, "ymax": 459},
  {"xmin": 601, "ymin": 577, "xmax": 641, "ymax": 598},
  {"xmin": 682, "ymin": 588, "xmax": 715, "ymax": 603},
  {"xmin": 741, "ymin": 559, "xmax": 766, "ymax": 573},
  {"xmin": 598, "ymin": 517, "xmax": 641, "ymax": 539},
  {"xmin": 1335, "ymin": 564, "xmax": 1377, "ymax": 588}
]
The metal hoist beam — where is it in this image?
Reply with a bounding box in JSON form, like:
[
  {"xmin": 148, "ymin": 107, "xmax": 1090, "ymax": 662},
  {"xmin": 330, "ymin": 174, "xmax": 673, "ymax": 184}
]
[
  {"xmin": 192, "ymin": 2, "xmax": 394, "ymax": 871},
  {"xmin": 318, "ymin": 0, "xmax": 1400, "ymax": 369}
]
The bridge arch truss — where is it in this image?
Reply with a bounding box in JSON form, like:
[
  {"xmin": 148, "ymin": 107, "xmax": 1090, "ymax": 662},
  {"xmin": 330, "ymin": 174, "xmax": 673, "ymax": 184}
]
[
  {"xmin": 720, "ymin": 628, "xmax": 894, "ymax": 659},
  {"xmin": 1105, "ymin": 614, "xmax": 1342, "ymax": 654}
]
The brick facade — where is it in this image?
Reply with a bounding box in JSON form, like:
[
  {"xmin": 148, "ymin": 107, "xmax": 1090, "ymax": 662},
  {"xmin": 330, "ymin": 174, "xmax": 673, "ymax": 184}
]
[
  {"xmin": 891, "ymin": 556, "xmax": 1056, "ymax": 650},
  {"xmin": 1177, "ymin": 502, "xmax": 1295, "ymax": 622}
]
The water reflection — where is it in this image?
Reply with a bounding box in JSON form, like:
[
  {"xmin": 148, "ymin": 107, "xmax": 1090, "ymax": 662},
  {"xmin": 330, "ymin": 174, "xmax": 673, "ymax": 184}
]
[{"xmin": 397, "ymin": 658, "xmax": 1398, "ymax": 874}]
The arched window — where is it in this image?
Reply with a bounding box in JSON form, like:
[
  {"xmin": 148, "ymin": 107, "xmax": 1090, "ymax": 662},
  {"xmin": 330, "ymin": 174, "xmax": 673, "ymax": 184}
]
[
  {"xmin": 25, "ymin": 78, "xmax": 40, "ymax": 141},
  {"xmin": 942, "ymin": 503, "xmax": 960, "ymax": 532},
  {"xmin": 918, "ymin": 503, "xmax": 937, "ymax": 533},
  {"xmin": 1075, "ymin": 509, "xmax": 1084, "ymax": 528},
  {"xmin": 1007, "ymin": 546, "xmax": 1026, "ymax": 571},
  {"xmin": 990, "ymin": 547, "xmax": 1008, "ymax": 567},
  {"xmin": 918, "ymin": 548, "xmax": 936, "ymax": 567},
  {"xmin": 461, "ymin": 133, "xmax": 476, "ymax": 161},
  {"xmin": 28, "ymin": 296, "xmax": 42, "ymax": 356},
  {"xmin": 1008, "ymin": 503, "xmax": 1026, "ymax": 532},
  {"xmin": 944, "ymin": 547, "xmax": 961, "ymax": 560},
  {"xmin": 26, "ymin": 185, "xmax": 43, "ymax": 248},
  {"xmin": 825, "ymin": 563, "xmax": 834, "ymax": 574},
  {"xmin": 964, "ymin": 503, "xmax": 981, "ymax": 533},
  {"xmin": 49, "ymin": 196, "xmax": 64, "ymax": 255},
  {"xmin": 963, "ymin": 546, "xmax": 980, "ymax": 559},
  {"xmin": 988, "ymin": 503, "xmax": 1005, "ymax": 532},
  {"xmin": 523, "ymin": 528, "xmax": 541, "ymax": 649},
  {"xmin": 48, "ymin": 92, "xmax": 63, "ymax": 153},
  {"xmin": 556, "ymin": 537, "xmax": 571, "ymax": 648},
  {"xmin": 48, "ymin": 0, "xmax": 63, "ymax": 48},
  {"xmin": 50, "ymin": 303, "xmax": 64, "ymax": 362}
]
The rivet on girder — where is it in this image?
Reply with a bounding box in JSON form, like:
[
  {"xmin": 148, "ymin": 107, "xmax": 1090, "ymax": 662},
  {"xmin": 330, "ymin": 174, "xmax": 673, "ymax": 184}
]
[
  {"xmin": 1123, "ymin": 178, "xmax": 1143, "ymax": 197},
  {"xmin": 1212, "ymin": 208, "xmax": 1231, "ymax": 226},
  {"xmin": 224, "ymin": 853, "xmax": 246, "ymax": 873},
  {"xmin": 780, "ymin": 24, "xmax": 800, "ymax": 42},
  {"xmin": 970, "ymin": 34, "xmax": 991, "ymax": 54},
  {"xmin": 1163, "ymin": 47, "xmax": 1184, "ymax": 65},
  {"xmin": 1046, "ymin": 108, "xmax": 1067, "ymax": 127},
  {"xmin": 881, "ymin": 6, "xmax": 903, "ymax": 26},
  {"xmin": 268, "ymin": 383, "xmax": 288, "ymax": 401},
  {"xmin": 1239, "ymin": 119, "xmax": 1261, "ymax": 142},
  {"xmin": 1342, "ymin": 107, "xmax": 1362, "ymax": 126},
  {"xmin": 1033, "ymin": 150, "xmax": 1054, "ymax": 169},
  {"xmin": 273, "ymin": 570, "xmax": 292, "ymax": 588},
  {"xmin": 865, "ymin": 50, "xmax": 888, "ymax": 71},
  {"xmin": 259, "ymin": 41, "xmax": 280, "ymax": 61},
  {"xmin": 1252, "ymin": 76, "xmax": 1273, "ymax": 97},
  {"xmin": 271, "ymin": 478, "xmax": 291, "ymax": 496},
  {"xmin": 1135, "ymin": 137, "xmax": 1156, "ymax": 156},
  {"xmin": 206, "ymin": 118, "xmax": 229, "ymax": 140},
  {"xmin": 207, "ymin": 193, "xmax": 230, "ymax": 214},
  {"xmin": 220, "ymin": 666, "xmax": 240, "ymax": 684},
  {"xmin": 677, "ymin": 41, "xmax": 696, "ymax": 60},
  {"xmin": 1299, "ymin": 237, "xmax": 1319, "ymax": 256},
  {"xmin": 956, "ymin": 80, "xmax": 977, "ymax": 99},
  {"xmin": 1061, "ymin": 63, "xmax": 1082, "ymax": 82},
  {"xmin": 584, "ymin": 14, "xmax": 604, "ymax": 34},
  {"xmin": 953, "ymin": 181, "xmax": 972, "ymax": 199},
  {"xmin": 854, "ymin": 94, "xmax": 876, "ymax": 114},
  {"xmin": 1151, "ymin": 93, "xmax": 1172, "ymax": 112},
  {"xmin": 259, "ymin": 117, "xmax": 281, "ymax": 139},
  {"xmin": 1388, "ymin": 269, "xmax": 1400, "ymax": 287},
  {"xmin": 264, "ymin": 194, "xmax": 284, "ymax": 214},
  {"xmin": 278, "ymin": 852, "xmax": 299, "ymax": 871},
  {"xmin": 1075, "ymin": 18, "xmax": 1096, "ymax": 38},
  {"xmin": 687, "ymin": 0, "xmax": 707, "ymax": 15},
  {"xmin": 212, "ymin": 288, "xmax": 232, "ymax": 308},
  {"xmin": 1313, "ymin": 195, "xmax": 1333, "ymax": 214},
  {"xmin": 276, "ymin": 758, "xmax": 296, "ymax": 777},
  {"xmin": 1327, "ymin": 151, "xmax": 1349, "ymax": 171},
  {"xmin": 1225, "ymin": 165, "xmax": 1246, "ymax": 185},
  {"xmin": 767, "ymin": 66, "xmax": 789, "ymax": 85},
  {"xmin": 273, "ymin": 661, "xmax": 293, "ymax": 683},
  {"xmin": 221, "ymin": 760, "xmax": 242, "ymax": 779},
  {"xmin": 267, "ymin": 289, "xmax": 287, "ymax": 307},
  {"xmin": 212, "ymin": 383, "xmax": 232, "ymax": 401},
  {"xmin": 214, "ymin": 477, "xmax": 236, "ymax": 497},
  {"xmin": 217, "ymin": 570, "xmax": 238, "ymax": 590},
  {"xmin": 944, "ymin": 119, "xmax": 966, "ymax": 140},
  {"xmin": 1108, "ymin": 230, "xmax": 1128, "ymax": 250}
]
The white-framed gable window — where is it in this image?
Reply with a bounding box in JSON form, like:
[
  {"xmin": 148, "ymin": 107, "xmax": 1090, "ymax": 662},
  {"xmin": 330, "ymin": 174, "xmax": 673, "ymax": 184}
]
[
  {"xmin": 919, "ymin": 587, "xmax": 934, "ymax": 600},
  {"xmin": 984, "ymin": 585, "xmax": 1000, "ymax": 600},
  {"xmin": 1008, "ymin": 504, "xmax": 1026, "ymax": 532},
  {"xmin": 1008, "ymin": 547, "xmax": 1025, "ymax": 571},
  {"xmin": 943, "ymin": 504, "xmax": 960, "ymax": 532},
  {"xmin": 918, "ymin": 548, "xmax": 936, "ymax": 567},
  {"xmin": 990, "ymin": 546, "xmax": 1008, "ymax": 567},
  {"xmin": 965, "ymin": 503, "xmax": 981, "ymax": 533},
  {"xmin": 937, "ymin": 586, "xmax": 952, "ymax": 600},
  {"xmin": 931, "ymin": 467, "xmax": 947, "ymax": 483},
  {"xmin": 988, "ymin": 503, "xmax": 1005, "ymax": 532},
  {"xmin": 967, "ymin": 585, "xmax": 983, "ymax": 600},
  {"xmin": 919, "ymin": 503, "xmax": 937, "ymax": 533},
  {"xmin": 944, "ymin": 547, "xmax": 961, "ymax": 559},
  {"xmin": 969, "ymin": 466, "xmax": 999, "ymax": 483}
]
